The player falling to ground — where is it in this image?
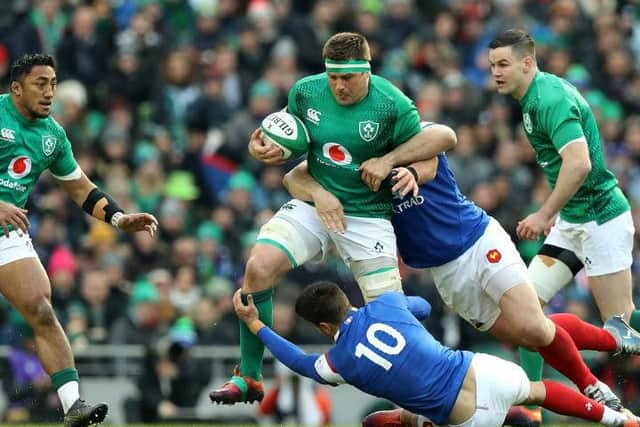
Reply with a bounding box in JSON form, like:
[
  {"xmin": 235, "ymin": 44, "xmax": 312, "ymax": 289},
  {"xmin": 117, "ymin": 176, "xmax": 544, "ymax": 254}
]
[
  {"xmin": 0, "ymin": 53, "xmax": 158, "ymax": 427},
  {"xmin": 488, "ymin": 28, "xmax": 640, "ymax": 424},
  {"xmin": 209, "ymin": 32, "xmax": 456, "ymax": 405},
  {"xmin": 233, "ymin": 282, "xmax": 640, "ymax": 427},
  {"xmin": 284, "ymin": 121, "xmax": 640, "ymax": 422}
]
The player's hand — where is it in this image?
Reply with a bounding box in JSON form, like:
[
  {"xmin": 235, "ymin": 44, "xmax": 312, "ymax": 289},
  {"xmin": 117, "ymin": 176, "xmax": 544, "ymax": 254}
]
[
  {"xmin": 516, "ymin": 210, "xmax": 554, "ymax": 241},
  {"xmin": 158, "ymin": 400, "xmax": 178, "ymax": 418},
  {"xmin": 391, "ymin": 167, "xmax": 419, "ymax": 198},
  {"xmin": 543, "ymin": 214, "xmax": 557, "ymax": 236},
  {"xmin": 360, "ymin": 157, "xmax": 394, "ymax": 192},
  {"xmin": 233, "ymin": 289, "xmax": 259, "ymax": 324},
  {"xmin": 0, "ymin": 200, "xmax": 30, "ymax": 237},
  {"xmin": 115, "ymin": 213, "xmax": 159, "ymax": 236},
  {"xmin": 312, "ymin": 188, "xmax": 347, "ymax": 233},
  {"xmin": 248, "ymin": 128, "xmax": 286, "ymax": 165}
]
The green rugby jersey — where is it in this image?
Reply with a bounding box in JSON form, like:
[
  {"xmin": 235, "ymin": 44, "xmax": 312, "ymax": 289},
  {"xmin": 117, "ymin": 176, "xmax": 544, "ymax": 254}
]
[
  {"xmin": 519, "ymin": 71, "xmax": 629, "ymax": 224},
  {"xmin": 0, "ymin": 94, "xmax": 80, "ymax": 208},
  {"xmin": 287, "ymin": 73, "xmax": 421, "ymax": 219}
]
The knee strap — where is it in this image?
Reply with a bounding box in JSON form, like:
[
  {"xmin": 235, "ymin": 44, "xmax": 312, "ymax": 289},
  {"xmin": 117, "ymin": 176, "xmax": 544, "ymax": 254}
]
[
  {"xmin": 529, "ymin": 245, "xmax": 581, "ymax": 303},
  {"xmin": 356, "ymin": 267, "xmax": 403, "ymax": 303}
]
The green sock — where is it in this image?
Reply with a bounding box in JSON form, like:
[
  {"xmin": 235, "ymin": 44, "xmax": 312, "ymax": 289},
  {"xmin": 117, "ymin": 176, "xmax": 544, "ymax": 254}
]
[
  {"xmin": 50, "ymin": 367, "xmax": 80, "ymax": 390},
  {"xmin": 238, "ymin": 288, "xmax": 274, "ymax": 381},
  {"xmin": 629, "ymin": 310, "xmax": 640, "ymax": 331},
  {"xmin": 519, "ymin": 348, "xmax": 544, "ymax": 410}
]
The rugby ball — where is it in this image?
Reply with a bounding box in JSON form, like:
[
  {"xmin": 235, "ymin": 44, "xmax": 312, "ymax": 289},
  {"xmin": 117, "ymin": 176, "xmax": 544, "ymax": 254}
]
[{"xmin": 260, "ymin": 111, "xmax": 310, "ymax": 159}]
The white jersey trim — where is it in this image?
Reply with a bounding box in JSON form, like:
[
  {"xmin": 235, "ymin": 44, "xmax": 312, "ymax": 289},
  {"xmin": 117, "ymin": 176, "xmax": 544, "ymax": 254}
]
[
  {"xmin": 52, "ymin": 165, "xmax": 82, "ymax": 181},
  {"xmin": 314, "ymin": 353, "xmax": 345, "ymax": 385},
  {"xmin": 557, "ymin": 137, "xmax": 587, "ymax": 153}
]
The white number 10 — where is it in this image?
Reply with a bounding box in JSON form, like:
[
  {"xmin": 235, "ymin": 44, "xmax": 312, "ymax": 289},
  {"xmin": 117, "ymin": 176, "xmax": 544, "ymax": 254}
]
[{"xmin": 354, "ymin": 323, "xmax": 406, "ymax": 371}]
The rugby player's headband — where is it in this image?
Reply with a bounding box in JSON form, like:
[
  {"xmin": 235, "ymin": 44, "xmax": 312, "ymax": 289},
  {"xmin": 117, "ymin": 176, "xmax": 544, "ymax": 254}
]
[{"xmin": 325, "ymin": 59, "xmax": 371, "ymax": 73}]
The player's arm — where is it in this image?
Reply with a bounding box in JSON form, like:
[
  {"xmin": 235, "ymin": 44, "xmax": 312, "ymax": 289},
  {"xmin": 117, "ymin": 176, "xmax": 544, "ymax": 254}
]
[
  {"xmin": 540, "ymin": 140, "xmax": 590, "ymax": 217},
  {"xmin": 283, "ymin": 161, "xmax": 347, "ymax": 233},
  {"xmin": 405, "ymin": 296, "xmax": 432, "ymax": 321},
  {"xmin": 56, "ymin": 173, "xmax": 158, "ymax": 236},
  {"xmin": 517, "ymin": 101, "xmax": 591, "ymax": 240},
  {"xmin": 385, "ymin": 123, "xmax": 456, "ymax": 167},
  {"xmin": 390, "ymin": 157, "xmax": 439, "ymax": 198},
  {"xmin": 408, "ymin": 157, "xmax": 438, "ymax": 185},
  {"xmin": 361, "ymin": 124, "xmax": 456, "ymax": 191},
  {"xmin": 233, "ymin": 290, "xmax": 327, "ymax": 384}
]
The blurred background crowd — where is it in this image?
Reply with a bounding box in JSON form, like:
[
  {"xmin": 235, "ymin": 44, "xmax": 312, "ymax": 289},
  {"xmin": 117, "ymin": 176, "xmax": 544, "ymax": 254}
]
[{"xmin": 0, "ymin": 0, "xmax": 639, "ymax": 423}]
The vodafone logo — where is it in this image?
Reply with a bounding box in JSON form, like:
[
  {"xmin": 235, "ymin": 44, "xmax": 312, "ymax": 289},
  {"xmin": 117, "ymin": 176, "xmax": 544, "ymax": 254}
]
[
  {"xmin": 8, "ymin": 156, "xmax": 32, "ymax": 179},
  {"xmin": 322, "ymin": 143, "xmax": 352, "ymax": 165}
]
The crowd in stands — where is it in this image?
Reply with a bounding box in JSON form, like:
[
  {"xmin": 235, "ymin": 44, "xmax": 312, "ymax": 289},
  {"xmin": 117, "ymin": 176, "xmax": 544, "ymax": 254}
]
[{"xmin": 0, "ymin": 0, "xmax": 640, "ymax": 419}]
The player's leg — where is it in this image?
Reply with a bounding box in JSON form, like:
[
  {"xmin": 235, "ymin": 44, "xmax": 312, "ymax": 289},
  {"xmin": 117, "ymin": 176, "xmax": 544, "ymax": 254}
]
[
  {"xmin": 473, "ymin": 220, "xmax": 620, "ymax": 410},
  {"xmin": 0, "ymin": 232, "xmax": 107, "ymax": 426},
  {"xmin": 491, "ymin": 282, "xmax": 622, "ymax": 409},
  {"xmin": 582, "ymin": 211, "xmax": 638, "ymax": 325},
  {"xmin": 210, "ymin": 200, "xmax": 328, "ymax": 404},
  {"xmin": 331, "ymin": 215, "xmax": 401, "ymax": 303},
  {"xmin": 524, "ymin": 380, "xmax": 639, "ymax": 426},
  {"xmin": 521, "ymin": 241, "xmax": 585, "ymax": 411}
]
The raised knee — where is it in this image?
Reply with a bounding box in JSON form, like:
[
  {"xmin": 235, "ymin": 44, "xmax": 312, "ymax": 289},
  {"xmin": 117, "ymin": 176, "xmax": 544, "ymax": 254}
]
[
  {"xmin": 245, "ymin": 253, "xmax": 282, "ymax": 287},
  {"xmin": 24, "ymin": 298, "xmax": 57, "ymax": 329}
]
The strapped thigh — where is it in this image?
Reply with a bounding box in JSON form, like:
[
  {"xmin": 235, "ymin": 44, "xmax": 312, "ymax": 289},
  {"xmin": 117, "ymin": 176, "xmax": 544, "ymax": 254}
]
[{"xmin": 350, "ymin": 257, "xmax": 402, "ymax": 303}]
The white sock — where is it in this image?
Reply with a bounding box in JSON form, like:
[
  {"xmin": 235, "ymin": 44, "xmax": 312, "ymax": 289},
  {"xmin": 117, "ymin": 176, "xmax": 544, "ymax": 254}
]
[
  {"xmin": 600, "ymin": 406, "xmax": 626, "ymax": 427},
  {"xmin": 57, "ymin": 380, "xmax": 80, "ymax": 414}
]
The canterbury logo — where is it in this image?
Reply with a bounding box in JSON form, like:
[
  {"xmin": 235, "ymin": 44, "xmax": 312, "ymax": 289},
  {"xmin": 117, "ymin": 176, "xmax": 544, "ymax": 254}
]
[
  {"xmin": 0, "ymin": 128, "xmax": 15, "ymax": 141},
  {"xmin": 307, "ymin": 108, "xmax": 321, "ymax": 125}
]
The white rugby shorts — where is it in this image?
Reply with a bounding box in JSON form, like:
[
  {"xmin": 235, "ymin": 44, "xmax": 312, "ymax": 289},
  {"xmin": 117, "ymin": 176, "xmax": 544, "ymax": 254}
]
[
  {"xmin": 449, "ymin": 353, "xmax": 530, "ymax": 427},
  {"xmin": 429, "ymin": 218, "xmax": 529, "ymax": 331},
  {"xmin": 543, "ymin": 211, "xmax": 634, "ymax": 277},
  {"xmin": 256, "ymin": 199, "xmax": 397, "ymax": 267},
  {"xmin": 0, "ymin": 230, "xmax": 38, "ymax": 266}
]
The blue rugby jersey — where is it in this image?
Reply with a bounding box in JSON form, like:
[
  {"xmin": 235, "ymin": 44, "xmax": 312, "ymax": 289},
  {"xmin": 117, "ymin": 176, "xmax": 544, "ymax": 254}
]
[
  {"xmin": 312, "ymin": 292, "xmax": 472, "ymax": 424},
  {"xmin": 392, "ymin": 123, "xmax": 489, "ymax": 268}
]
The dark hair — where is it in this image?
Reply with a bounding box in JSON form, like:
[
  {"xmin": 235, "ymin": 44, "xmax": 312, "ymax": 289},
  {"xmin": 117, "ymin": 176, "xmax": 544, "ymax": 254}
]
[
  {"xmin": 295, "ymin": 281, "xmax": 351, "ymax": 325},
  {"xmin": 488, "ymin": 29, "xmax": 535, "ymax": 59},
  {"xmin": 10, "ymin": 53, "xmax": 56, "ymax": 83},
  {"xmin": 322, "ymin": 32, "xmax": 371, "ymax": 61}
]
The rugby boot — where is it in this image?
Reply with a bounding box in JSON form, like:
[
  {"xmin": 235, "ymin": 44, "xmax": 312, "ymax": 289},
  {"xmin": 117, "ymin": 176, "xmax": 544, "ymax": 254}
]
[
  {"xmin": 209, "ymin": 365, "xmax": 264, "ymax": 405},
  {"xmin": 604, "ymin": 315, "xmax": 640, "ymax": 356},
  {"xmin": 362, "ymin": 409, "xmax": 433, "ymax": 427},
  {"xmin": 503, "ymin": 406, "xmax": 542, "ymax": 427},
  {"xmin": 584, "ymin": 380, "xmax": 623, "ymax": 412},
  {"xmin": 63, "ymin": 399, "xmax": 108, "ymax": 427}
]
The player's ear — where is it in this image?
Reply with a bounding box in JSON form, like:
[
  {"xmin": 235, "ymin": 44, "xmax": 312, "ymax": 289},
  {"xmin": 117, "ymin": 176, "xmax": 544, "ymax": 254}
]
[
  {"xmin": 317, "ymin": 322, "xmax": 333, "ymax": 337},
  {"xmin": 10, "ymin": 81, "xmax": 21, "ymax": 96},
  {"xmin": 523, "ymin": 55, "xmax": 534, "ymax": 73}
]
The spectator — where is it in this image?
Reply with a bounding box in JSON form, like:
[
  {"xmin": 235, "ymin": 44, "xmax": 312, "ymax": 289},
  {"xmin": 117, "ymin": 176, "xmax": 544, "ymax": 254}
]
[{"xmin": 123, "ymin": 317, "xmax": 211, "ymax": 423}]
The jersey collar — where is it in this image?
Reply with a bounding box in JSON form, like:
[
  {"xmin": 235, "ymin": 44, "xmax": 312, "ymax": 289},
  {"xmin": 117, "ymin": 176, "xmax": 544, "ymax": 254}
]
[
  {"xmin": 519, "ymin": 71, "xmax": 541, "ymax": 106},
  {"xmin": 334, "ymin": 308, "xmax": 358, "ymax": 342},
  {"xmin": 6, "ymin": 95, "xmax": 33, "ymax": 125}
]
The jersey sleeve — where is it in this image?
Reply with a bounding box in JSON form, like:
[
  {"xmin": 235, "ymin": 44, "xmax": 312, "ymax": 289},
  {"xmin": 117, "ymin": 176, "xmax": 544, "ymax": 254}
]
[
  {"xmin": 391, "ymin": 90, "xmax": 421, "ymax": 148},
  {"xmin": 380, "ymin": 292, "xmax": 432, "ymax": 320},
  {"xmin": 49, "ymin": 126, "xmax": 81, "ymax": 180},
  {"xmin": 256, "ymin": 326, "xmax": 327, "ymax": 384},
  {"xmin": 538, "ymin": 97, "xmax": 585, "ymax": 152},
  {"xmin": 314, "ymin": 351, "xmax": 346, "ymax": 386},
  {"xmin": 406, "ymin": 296, "xmax": 432, "ymax": 320},
  {"xmin": 287, "ymin": 81, "xmax": 301, "ymax": 117}
]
